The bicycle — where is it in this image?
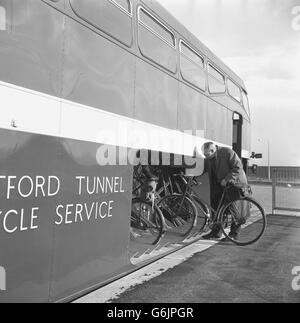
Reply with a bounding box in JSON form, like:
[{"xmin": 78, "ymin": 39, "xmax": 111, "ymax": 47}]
[
  {"xmin": 130, "ymin": 171, "xmax": 165, "ymax": 246},
  {"xmin": 170, "ymin": 174, "xmax": 211, "ymax": 234},
  {"xmin": 133, "ymin": 165, "xmax": 198, "ymax": 238},
  {"xmin": 193, "ymin": 182, "xmax": 267, "ymax": 246},
  {"xmin": 157, "ymin": 175, "xmax": 198, "ymax": 237}
]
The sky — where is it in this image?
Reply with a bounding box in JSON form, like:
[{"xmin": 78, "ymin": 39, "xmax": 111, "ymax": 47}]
[{"xmin": 158, "ymin": 0, "xmax": 300, "ymax": 166}]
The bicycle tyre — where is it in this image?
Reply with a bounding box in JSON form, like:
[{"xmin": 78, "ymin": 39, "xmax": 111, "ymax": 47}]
[
  {"xmin": 191, "ymin": 195, "xmax": 210, "ymax": 233},
  {"xmin": 219, "ymin": 197, "xmax": 267, "ymax": 246},
  {"xmin": 131, "ymin": 198, "xmax": 164, "ymax": 245},
  {"xmin": 157, "ymin": 194, "xmax": 198, "ymax": 237}
]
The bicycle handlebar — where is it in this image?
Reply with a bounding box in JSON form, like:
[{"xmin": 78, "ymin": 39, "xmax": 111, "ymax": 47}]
[{"xmin": 173, "ymin": 174, "xmax": 199, "ymax": 186}]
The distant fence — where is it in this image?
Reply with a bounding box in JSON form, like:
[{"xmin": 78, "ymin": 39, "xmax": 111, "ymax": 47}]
[
  {"xmin": 272, "ymin": 168, "xmax": 300, "ymax": 214},
  {"xmin": 249, "ymin": 166, "xmax": 300, "ymax": 183}
]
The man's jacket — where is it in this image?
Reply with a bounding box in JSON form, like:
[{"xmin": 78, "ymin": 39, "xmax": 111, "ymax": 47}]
[{"xmin": 204, "ymin": 147, "xmax": 248, "ymax": 186}]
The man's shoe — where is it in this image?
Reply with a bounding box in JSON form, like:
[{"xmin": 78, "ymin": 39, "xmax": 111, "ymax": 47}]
[
  {"xmin": 201, "ymin": 232, "xmax": 214, "ymax": 240},
  {"xmin": 211, "ymin": 232, "xmax": 223, "ymax": 240},
  {"xmin": 202, "ymin": 231, "xmax": 223, "ymax": 240}
]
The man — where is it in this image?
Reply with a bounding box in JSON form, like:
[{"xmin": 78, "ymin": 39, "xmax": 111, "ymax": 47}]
[{"xmin": 201, "ymin": 142, "xmax": 248, "ymax": 240}]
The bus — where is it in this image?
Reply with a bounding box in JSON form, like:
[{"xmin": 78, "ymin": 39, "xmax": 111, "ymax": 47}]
[{"xmin": 0, "ymin": 0, "xmax": 251, "ymax": 302}]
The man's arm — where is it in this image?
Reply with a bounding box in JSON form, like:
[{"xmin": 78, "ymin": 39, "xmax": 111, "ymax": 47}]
[{"xmin": 223, "ymin": 150, "xmax": 244, "ymax": 184}]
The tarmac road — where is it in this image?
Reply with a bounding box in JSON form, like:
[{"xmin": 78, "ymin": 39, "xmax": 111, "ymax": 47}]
[
  {"xmin": 76, "ymin": 185, "xmax": 300, "ymax": 303},
  {"xmin": 112, "ymin": 214, "xmax": 300, "ymax": 303}
]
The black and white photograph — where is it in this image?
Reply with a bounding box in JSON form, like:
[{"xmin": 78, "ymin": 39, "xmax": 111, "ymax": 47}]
[{"xmin": 0, "ymin": 0, "xmax": 299, "ymax": 307}]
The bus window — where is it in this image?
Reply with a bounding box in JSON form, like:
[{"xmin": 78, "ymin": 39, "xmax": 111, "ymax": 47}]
[
  {"xmin": 69, "ymin": 0, "xmax": 132, "ymax": 47},
  {"xmin": 139, "ymin": 8, "xmax": 175, "ymax": 47},
  {"xmin": 228, "ymin": 79, "xmax": 241, "ymax": 102},
  {"xmin": 0, "ymin": 6, "xmax": 6, "ymax": 31},
  {"xmin": 180, "ymin": 41, "xmax": 206, "ymax": 90},
  {"xmin": 180, "ymin": 42, "xmax": 204, "ymax": 67},
  {"xmin": 138, "ymin": 8, "xmax": 177, "ymax": 73},
  {"xmin": 242, "ymin": 90, "xmax": 250, "ymax": 116},
  {"xmin": 208, "ymin": 64, "xmax": 226, "ymax": 94}
]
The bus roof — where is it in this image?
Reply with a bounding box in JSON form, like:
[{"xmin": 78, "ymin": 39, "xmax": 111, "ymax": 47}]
[{"xmin": 140, "ymin": 0, "xmax": 247, "ymax": 91}]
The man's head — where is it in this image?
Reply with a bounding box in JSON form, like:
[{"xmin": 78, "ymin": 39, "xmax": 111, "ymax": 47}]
[{"xmin": 202, "ymin": 142, "xmax": 217, "ymax": 159}]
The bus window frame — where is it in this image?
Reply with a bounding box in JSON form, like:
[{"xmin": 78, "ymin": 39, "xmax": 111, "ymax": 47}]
[
  {"xmin": 179, "ymin": 40, "xmax": 204, "ymax": 68},
  {"xmin": 242, "ymin": 89, "xmax": 251, "ymax": 117},
  {"xmin": 207, "ymin": 62, "xmax": 226, "ymax": 95},
  {"xmin": 69, "ymin": 0, "xmax": 133, "ymax": 48},
  {"xmin": 109, "ymin": 0, "xmax": 133, "ymax": 17},
  {"xmin": 138, "ymin": 6, "xmax": 176, "ymax": 49},
  {"xmin": 179, "ymin": 39, "xmax": 207, "ymax": 91},
  {"xmin": 0, "ymin": 5, "xmax": 6, "ymax": 31},
  {"xmin": 227, "ymin": 78, "xmax": 242, "ymax": 103}
]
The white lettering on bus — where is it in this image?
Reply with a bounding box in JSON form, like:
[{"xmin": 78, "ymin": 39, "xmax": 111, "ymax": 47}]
[
  {"xmin": 48, "ymin": 176, "xmax": 60, "ymax": 197},
  {"xmin": 85, "ymin": 202, "xmax": 95, "ymax": 221},
  {"xmin": 2, "ymin": 210, "xmax": 18, "ymax": 233},
  {"xmin": 18, "ymin": 176, "xmax": 34, "ymax": 198},
  {"xmin": 108, "ymin": 200, "xmax": 113, "ymax": 217},
  {"xmin": 7, "ymin": 176, "xmax": 17, "ymax": 199},
  {"xmin": 1, "ymin": 208, "xmax": 39, "ymax": 233},
  {"xmin": 75, "ymin": 176, "xmax": 125, "ymax": 196},
  {"xmin": 0, "ymin": 175, "xmax": 61, "ymax": 199},
  {"xmin": 75, "ymin": 203, "xmax": 83, "ymax": 223},
  {"xmin": 55, "ymin": 201, "xmax": 114, "ymax": 225},
  {"xmin": 0, "ymin": 266, "xmax": 5, "ymax": 291},
  {"xmin": 65, "ymin": 204, "xmax": 74, "ymax": 225},
  {"xmin": 76, "ymin": 176, "xmax": 85, "ymax": 195},
  {"xmin": 36, "ymin": 176, "xmax": 46, "ymax": 197},
  {"xmin": 98, "ymin": 201, "xmax": 108, "ymax": 219},
  {"xmin": 30, "ymin": 208, "xmax": 39, "ymax": 230},
  {"xmin": 55, "ymin": 205, "xmax": 64, "ymax": 225}
]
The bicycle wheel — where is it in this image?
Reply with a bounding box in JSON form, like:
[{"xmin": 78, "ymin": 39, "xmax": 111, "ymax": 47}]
[
  {"xmin": 131, "ymin": 198, "xmax": 164, "ymax": 245},
  {"xmin": 219, "ymin": 197, "xmax": 267, "ymax": 246},
  {"xmin": 158, "ymin": 194, "xmax": 197, "ymax": 237},
  {"xmin": 191, "ymin": 195, "xmax": 210, "ymax": 233}
]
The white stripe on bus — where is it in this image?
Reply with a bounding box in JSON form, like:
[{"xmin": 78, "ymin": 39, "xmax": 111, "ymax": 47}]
[{"xmin": 0, "ymin": 80, "xmax": 250, "ymax": 158}]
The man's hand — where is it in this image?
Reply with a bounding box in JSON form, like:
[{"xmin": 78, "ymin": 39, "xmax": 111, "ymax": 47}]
[{"xmin": 220, "ymin": 179, "xmax": 227, "ymax": 187}]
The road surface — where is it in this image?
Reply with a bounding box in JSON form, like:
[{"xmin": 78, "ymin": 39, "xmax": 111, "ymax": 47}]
[{"xmin": 76, "ymin": 185, "xmax": 300, "ymax": 303}]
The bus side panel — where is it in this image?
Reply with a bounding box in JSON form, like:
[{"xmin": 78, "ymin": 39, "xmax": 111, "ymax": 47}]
[
  {"xmin": 49, "ymin": 138, "xmax": 133, "ymax": 302},
  {"xmin": 0, "ymin": 0, "xmax": 64, "ymax": 98},
  {"xmin": 177, "ymin": 83, "xmax": 207, "ymax": 135},
  {"xmin": 0, "ymin": 130, "xmax": 59, "ymax": 303},
  {"xmin": 208, "ymin": 95, "xmax": 227, "ymax": 110},
  {"xmin": 134, "ymin": 60, "xmax": 178, "ymax": 130},
  {"xmin": 61, "ymin": 12, "xmax": 135, "ymax": 119},
  {"xmin": 0, "ymin": 128, "xmax": 134, "ymax": 303}
]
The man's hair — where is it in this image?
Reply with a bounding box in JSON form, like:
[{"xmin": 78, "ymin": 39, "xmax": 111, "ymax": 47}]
[{"xmin": 203, "ymin": 142, "xmax": 216, "ymax": 150}]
